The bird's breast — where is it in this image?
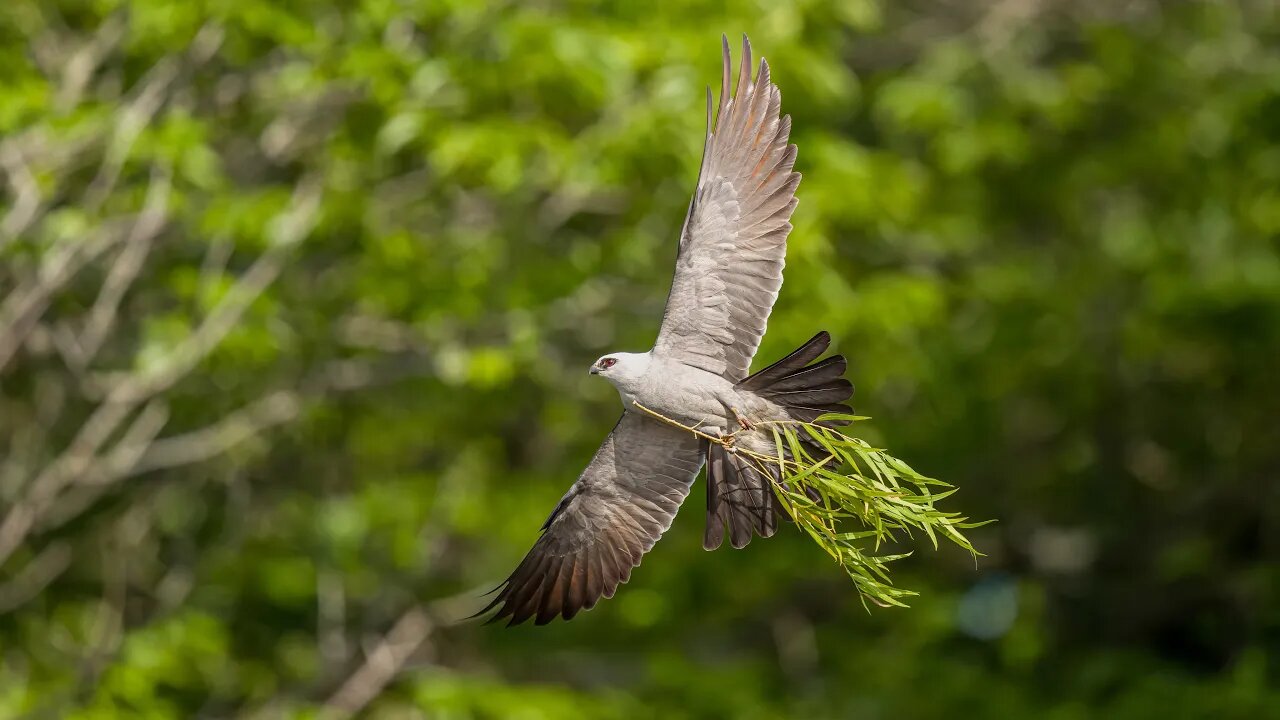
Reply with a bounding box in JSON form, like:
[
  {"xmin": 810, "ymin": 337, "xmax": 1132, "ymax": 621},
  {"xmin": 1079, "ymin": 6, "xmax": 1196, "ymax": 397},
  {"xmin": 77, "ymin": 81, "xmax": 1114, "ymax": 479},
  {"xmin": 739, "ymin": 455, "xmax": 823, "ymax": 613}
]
[{"xmin": 627, "ymin": 362, "xmax": 733, "ymax": 431}]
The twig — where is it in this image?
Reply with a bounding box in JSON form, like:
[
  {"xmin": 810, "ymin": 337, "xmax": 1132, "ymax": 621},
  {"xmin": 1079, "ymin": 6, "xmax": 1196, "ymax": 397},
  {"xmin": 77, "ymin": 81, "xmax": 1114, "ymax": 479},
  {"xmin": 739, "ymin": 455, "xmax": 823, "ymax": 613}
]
[
  {"xmin": 0, "ymin": 224, "xmax": 127, "ymax": 374},
  {"xmin": 0, "ymin": 179, "xmax": 321, "ymax": 569},
  {"xmin": 631, "ymin": 401, "xmax": 811, "ymax": 471},
  {"xmin": 0, "ymin": 541, "xmax": 72, "ymax": 614},
  {"xmin": 320, "ymin": 606, "xmax": 433, "ymax": 720},
  {"xmin": 113, "ymin": 178, "xmax": 320, "ymax": 404},
  {"xmin": 82, "ymin": 22, "xmax": 224, "ymax": 211},
  {"xmin": 74, "ymin": 165, "xmax": 172, "ymax": 368},
  {"xmin": 55, "ymin": 15, "xmax": 126, "ymax": 110},
  {"xmin": 124, "ymin": 391, "xmax": 300, "ymax": 476},
  {"xmin": 631, "ymin": 401, "xmax": 732, "ymax": 445},
  {"xmin": 0, "ymin": 141, "xmax": 42, "ymax": 247},
  {"xmin": 1, "ymin": 355, "xmax": 417, "ymax": 604}
]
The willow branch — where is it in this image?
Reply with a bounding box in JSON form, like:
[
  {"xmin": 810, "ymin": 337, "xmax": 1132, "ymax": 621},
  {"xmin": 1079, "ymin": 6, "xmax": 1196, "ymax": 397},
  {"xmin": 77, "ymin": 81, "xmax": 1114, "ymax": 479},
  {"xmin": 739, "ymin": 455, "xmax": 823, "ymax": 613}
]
[{"xmin": 634, "ymin": 401, "xmax": 983, "ymax": 608}]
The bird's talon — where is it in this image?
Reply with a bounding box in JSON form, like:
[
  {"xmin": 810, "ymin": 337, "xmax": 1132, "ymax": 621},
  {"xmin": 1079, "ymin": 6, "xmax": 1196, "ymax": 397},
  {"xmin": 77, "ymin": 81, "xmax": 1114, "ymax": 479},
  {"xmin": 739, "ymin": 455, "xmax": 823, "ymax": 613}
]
[{"xmin": 732, "ymin": 408, "xmax": 755, "ymax": 431}]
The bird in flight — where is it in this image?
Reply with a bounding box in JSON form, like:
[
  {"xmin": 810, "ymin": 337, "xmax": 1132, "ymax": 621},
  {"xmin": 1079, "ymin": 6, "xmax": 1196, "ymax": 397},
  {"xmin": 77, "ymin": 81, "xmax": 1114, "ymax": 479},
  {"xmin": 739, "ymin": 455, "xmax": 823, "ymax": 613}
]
[{"xmin": 478, "ymin": 34, "xmax": 853, "ymax": 625}]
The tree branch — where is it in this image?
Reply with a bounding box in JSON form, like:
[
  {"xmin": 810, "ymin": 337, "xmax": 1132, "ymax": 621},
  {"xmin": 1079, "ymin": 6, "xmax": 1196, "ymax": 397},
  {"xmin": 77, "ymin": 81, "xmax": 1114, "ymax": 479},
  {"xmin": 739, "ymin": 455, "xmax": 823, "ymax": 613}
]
[
  {"xmin": 0, "ymin": 178, "xmax": 321, "ymax": 569},
  {"xmin": 74, "ymin": 166, "xmax": 172, "ymax": 368},
  {"xmin": 320, "ymin": 606, "xmax": 433, "ymax": 720}
]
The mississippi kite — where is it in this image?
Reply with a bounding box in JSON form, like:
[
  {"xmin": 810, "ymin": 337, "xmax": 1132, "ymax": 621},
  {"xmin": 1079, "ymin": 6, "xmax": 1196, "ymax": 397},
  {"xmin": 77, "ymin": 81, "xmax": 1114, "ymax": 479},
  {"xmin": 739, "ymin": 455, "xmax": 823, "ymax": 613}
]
[{"xmin": 479, "ymin": 35, "xmax": 853, "ymax": 626}]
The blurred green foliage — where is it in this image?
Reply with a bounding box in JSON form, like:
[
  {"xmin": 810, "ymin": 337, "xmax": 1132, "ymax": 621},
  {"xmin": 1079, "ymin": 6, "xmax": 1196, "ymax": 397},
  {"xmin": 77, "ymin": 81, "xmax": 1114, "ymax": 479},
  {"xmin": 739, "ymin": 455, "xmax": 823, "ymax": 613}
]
[{"xmin": 1, "ymin": 0, "xmax": 1278, "ymax": 717}]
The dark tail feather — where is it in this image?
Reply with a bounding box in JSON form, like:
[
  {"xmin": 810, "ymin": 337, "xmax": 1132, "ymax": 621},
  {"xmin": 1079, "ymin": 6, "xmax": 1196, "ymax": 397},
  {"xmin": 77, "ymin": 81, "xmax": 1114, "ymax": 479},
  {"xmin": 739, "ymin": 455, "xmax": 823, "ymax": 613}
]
[
  {"xmin": 739, "ymin": 331, "xmax": 854, "ymax": 428},
  {"xmin": 704, "ymin": 443, "xmax": 779, "ymax": 550},
  {"xmin": 737, "ymin": 331, "xmax": 831, "ymax": 392},
  {"xmin": 762, "ymin": 355, "xmax": 846, "ymax": 392}
]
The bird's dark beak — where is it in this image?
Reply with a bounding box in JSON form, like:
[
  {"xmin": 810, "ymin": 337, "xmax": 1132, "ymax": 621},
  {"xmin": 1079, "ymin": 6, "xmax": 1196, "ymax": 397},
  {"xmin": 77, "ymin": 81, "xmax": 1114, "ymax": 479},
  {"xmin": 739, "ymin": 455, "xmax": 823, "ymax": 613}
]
[{"xmin": 588, "ymin": 365, "xmax": 599, "ymax": 375}]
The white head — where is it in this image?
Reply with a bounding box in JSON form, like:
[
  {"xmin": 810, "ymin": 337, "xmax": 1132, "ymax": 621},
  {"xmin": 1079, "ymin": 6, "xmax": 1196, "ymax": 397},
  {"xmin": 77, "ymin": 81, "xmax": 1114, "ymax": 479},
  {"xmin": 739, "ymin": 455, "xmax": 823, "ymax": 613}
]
[{"xmin": 588, "ymin": 351, "xmax": 651, "ymax": 393}]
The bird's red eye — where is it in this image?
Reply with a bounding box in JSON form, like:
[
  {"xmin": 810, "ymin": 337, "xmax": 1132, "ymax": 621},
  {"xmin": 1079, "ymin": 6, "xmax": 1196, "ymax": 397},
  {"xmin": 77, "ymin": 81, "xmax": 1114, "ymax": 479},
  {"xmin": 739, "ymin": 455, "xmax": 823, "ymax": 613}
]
[{"xmin": 601, "ymin": 358, "xmax": 617, "ymax": 369}]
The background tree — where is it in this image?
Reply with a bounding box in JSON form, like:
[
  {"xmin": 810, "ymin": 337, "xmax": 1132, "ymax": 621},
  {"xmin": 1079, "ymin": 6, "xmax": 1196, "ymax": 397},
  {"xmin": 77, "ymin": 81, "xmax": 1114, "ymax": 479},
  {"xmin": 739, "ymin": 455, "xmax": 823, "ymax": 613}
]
[{"xmin": 1, "ymin": 0, "xmax": 1277, "ymax": 717}]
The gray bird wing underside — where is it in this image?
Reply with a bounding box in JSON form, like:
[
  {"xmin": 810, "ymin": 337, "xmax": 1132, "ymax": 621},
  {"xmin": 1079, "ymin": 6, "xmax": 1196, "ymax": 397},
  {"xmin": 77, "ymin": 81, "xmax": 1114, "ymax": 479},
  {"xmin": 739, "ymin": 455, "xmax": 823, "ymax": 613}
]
[
  {"xmin": 479, "ymin": 412, "xmax": 704, "ymax": 625},
  {"xmin": 654, "ymin": 34, "xmax": 802, "ymax": 382}
]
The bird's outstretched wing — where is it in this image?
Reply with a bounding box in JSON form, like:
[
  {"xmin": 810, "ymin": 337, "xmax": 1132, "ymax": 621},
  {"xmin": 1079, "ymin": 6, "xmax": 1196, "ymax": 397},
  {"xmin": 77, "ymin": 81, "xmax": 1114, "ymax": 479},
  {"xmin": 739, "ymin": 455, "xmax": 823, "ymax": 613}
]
[
  {"xmin": 654, "ymin": 34, "xmax": 801, "ymax": 381},
  {"xmin": 477, "ymin": 413, "xmax": 704, "ymax": 626}
]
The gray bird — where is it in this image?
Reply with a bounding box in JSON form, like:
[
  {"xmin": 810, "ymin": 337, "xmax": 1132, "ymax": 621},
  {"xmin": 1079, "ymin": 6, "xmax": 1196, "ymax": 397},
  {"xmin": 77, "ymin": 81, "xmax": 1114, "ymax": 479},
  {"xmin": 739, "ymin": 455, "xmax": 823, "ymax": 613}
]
[{"xmin": 479, "ymin": 35, "xmax": 853, "ymax": 626}]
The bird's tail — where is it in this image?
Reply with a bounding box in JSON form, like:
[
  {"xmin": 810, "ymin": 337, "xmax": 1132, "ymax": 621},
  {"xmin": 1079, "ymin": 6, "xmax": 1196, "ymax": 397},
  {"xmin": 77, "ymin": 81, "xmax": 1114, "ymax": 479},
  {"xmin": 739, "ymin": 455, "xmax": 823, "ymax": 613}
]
[
  {"xmin": 703, "ymin": 440, "xmax": 778, "ymax": 550},
  {"xmin": 703, "ymin": 331, "xmax": 854, "ymax": 550},
  {"xmin": 736, "ymin": 330, "xmax": 853, "ymax": 426}
]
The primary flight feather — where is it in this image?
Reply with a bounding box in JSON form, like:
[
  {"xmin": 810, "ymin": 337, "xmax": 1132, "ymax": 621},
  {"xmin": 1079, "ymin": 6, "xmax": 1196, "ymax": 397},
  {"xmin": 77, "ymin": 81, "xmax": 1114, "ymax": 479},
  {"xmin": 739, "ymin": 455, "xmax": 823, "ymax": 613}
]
[{"xmin": 478, "ymin": 34, "xmax": 853, "ymax": 626}]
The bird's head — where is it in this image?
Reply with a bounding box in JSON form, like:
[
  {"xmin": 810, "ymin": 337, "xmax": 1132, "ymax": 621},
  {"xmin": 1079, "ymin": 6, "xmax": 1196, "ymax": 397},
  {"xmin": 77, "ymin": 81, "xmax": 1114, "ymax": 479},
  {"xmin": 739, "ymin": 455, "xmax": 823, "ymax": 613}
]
[{"xmin": 589, "ymin": 351, "xmax": 650, "ymax": 390}]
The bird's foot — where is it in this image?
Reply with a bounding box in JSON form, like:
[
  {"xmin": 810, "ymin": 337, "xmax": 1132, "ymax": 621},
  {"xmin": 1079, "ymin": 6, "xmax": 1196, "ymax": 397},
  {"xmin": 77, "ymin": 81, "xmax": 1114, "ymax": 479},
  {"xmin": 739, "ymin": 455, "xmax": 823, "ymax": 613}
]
[{"xmin": 732, "ymin": 407, "xmax": 755, "ymax": 432}]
